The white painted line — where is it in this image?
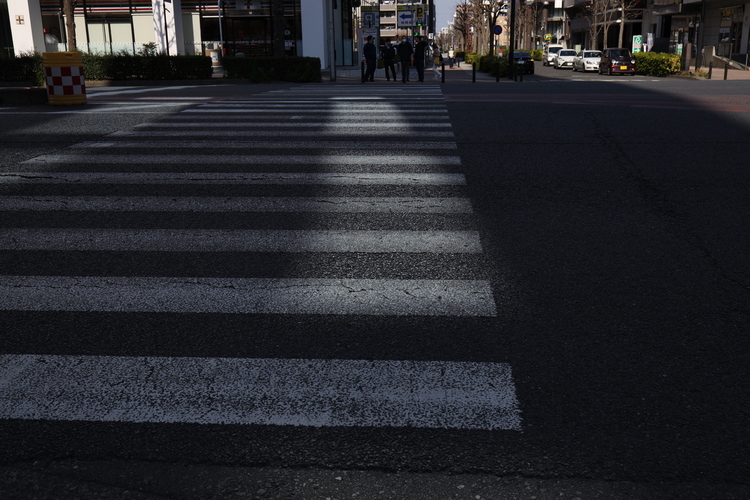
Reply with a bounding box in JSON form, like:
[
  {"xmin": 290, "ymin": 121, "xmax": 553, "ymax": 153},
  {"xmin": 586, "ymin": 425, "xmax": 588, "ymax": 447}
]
[
  {"xmin": 0, "ymin": 107, "xmax": 188, "ymax": 115},
  {"xmin": 86, "ymin": 85, "xmax": 223, "ymax": 96},
  {"xmin": 0, "ymin": 229, "xmax": 483, "ymax": 253},
  {"xmin": 132, "ymin": 122, "xmax": 452, "ymax": 128},
  {"xmin": 201, "ymin": 103, "xmax": 442, "ymax": 108},
  {"xmin": 0, "ymin": 354, "xmax": 520, "ymax": 430},
  {"xmin": 21, "ymin": 154, "xmax": 461, "ymax": 165},
  {"xmin": 70, "ymin": 141, "xmax": 457, "ymax": 150},
  {"xmin": 191, "ymin": 106, "xmax": 448, "ymax": 112},
  {"xmin": 0, "ymin": 172, "xmax": 466, "ymax": 185},
  {"xmin": 108, "ymin": 130, "xmax": 456, "ymax": 138},
  {"xmin": 0, "ymin": 196, "xmax": 473, "ymax": 213},
  {"xmin": 0, "ymin": 276, "xmax": 497, "ymax": 316},
  {"xmin": 182, "ymin": 109, "xmax": 449, "ymax": 116}
]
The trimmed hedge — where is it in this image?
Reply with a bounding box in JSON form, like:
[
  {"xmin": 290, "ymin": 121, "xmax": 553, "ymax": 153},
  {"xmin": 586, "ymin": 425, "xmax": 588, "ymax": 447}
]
[
  {"xmin": 634, "ymin": 52, "xmax": 681, "ymax": 77},
  {"xmin": 83, "ymin": 54, "xmax": 212, "ymax": 80},
  {"xmin": 487, "ymin": 56, "xmax": 510, "ymax": 78},
  {"xmin": 0, "ymin": 52, "xmax": 212, "ymax": 83},
  {"xmin": 223, "ymin": 56, "xmax": 321, "ymax": 83},
  {"xmin": 0, "ymin": 53, "xmax": 44, "ymax": 85}
]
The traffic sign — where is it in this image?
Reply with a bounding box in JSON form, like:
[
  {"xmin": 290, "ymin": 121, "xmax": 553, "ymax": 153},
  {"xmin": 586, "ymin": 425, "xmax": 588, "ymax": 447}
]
[
  {"xmin": 493, "ymin": 25, "xmax": 503, "ymax": 35},
  {"xmin": 397, "ymin": 5, "xmax": 414, "ymax": 27},
  {"xmin": 415, "ymin": 6, "xmax": 424, "ymax": 26}
]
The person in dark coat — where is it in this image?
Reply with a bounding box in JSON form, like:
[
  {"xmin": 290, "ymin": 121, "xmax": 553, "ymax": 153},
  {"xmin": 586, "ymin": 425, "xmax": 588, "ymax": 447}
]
[
  {"xmin": 363, "ymin": 36, "xmax": 377, "ymax": 82},
  {"xmin": 396, "ymin": 37, "xmax": 413, "ymax": 83},
  {"xmin": 414, "ymin": 37, "xmax": 428, "ymax": 82},
  {"xmin": 382, "ymin": 41, "xmax": 397, "ymax": 82}
]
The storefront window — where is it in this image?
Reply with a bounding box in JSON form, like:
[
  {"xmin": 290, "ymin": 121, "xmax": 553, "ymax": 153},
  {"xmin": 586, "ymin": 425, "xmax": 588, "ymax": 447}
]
[{"xmin": 718, "ymin": 5, "xmax": 743, "ymax": 56}]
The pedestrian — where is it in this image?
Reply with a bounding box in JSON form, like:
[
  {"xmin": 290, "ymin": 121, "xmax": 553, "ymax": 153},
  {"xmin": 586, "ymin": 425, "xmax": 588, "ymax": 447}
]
[
  {"xmin": 363, "ymin": 36, "xmax": 377, "ymax": 83},
  {"xmin": 432, "ymin": 44, "xmax": 443, "ymax": 80},
  {"xmin": 414, "ymin": 37, "xmax": 428, "ymax": 82},
  {"xmin": 448, "ymin": 48, "xmax": 455, "ymax": 68},
  {"xmin": 397, "ymin": 37, "xmax": 414, "ymax": 83},
  {"xmin": 382, "ymin": 41, "xmax": 397, "ymax": 82}
]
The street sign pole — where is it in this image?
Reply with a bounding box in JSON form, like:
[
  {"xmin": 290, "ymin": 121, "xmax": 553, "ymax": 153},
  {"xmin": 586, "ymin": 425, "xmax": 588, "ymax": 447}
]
[{"xmin": 509, "ymin": 0, "xmax": 516, "ymax": 80}]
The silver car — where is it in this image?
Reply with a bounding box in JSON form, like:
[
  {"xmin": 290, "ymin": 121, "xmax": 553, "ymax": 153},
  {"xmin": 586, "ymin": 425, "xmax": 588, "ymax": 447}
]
[
  {"xmin": 554, "ymin": 49, "xmax": 577, "ymax": 69},
  {"xmin": 573, "ymin": 50, "xmax": 602, "ymax": 72}
]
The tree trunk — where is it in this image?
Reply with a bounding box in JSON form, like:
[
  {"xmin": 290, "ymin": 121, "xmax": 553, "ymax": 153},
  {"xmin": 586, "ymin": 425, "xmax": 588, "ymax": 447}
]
[
  {"xmin": 63, "ymin": 0, "xmax": 77, "ymax": 51},
  {"xmin": 618, "ymin": 5, "xmax": 626, "ymax": 48}
]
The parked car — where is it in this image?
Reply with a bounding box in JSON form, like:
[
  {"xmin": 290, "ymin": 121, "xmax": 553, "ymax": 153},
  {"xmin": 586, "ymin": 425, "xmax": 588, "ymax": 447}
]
[
  {"xmin": 598, "ymin": 48, "xmax": 636, "ymax": 75},
  {"xmin": 512, "ymin": 51, "xmax": 535, "ymax": 74},
  {"xmin": 554, "ymin": 49, "xmax": 577, "ymax": 69},
  {"xmin": 573, "ymin": 50, "xmax": 602, "ymax": 72},
  {"xmin": 542, "ymin": 44, "xmax": 564, "ymax": 66}
]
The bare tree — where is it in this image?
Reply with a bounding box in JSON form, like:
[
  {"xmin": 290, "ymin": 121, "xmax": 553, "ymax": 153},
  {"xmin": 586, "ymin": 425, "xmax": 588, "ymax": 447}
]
[
  {"xmin": 586, "ymin": 0, "xmax": 619, "ymax": 49},
  {"xmin": 516, "ymin": 0, "xmax": 540, "ymax": 50},
  {"xmin": 452, "ymin": 3, "xmax": 472, "ymax": 52},
  {"xmin": 615, "ymin": 0, "xmax": 642, "ymax": 48},
  {"xmin": 469, "ymin": 0, "xmax": 506, "ymax": 55},
  {"xmin": 63, "ymin": 0, "xmax": 77, "ymax": 51}
]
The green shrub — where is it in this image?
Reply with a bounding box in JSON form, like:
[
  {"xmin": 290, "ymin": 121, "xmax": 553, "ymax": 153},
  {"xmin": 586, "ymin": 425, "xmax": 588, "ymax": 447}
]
[
  {"xmin": 81, "ymin": 53, "xmax": 211, "ymax": 80},
  {"xmin": 530, "ymin": 49, "xmax": 543, "ymax": 61},
  {"xmin": 478, "ymin": 54, "xmax": 493, "ymax": 73},
  {"xmin": 488, "ymin": 56, "xmax": 509, "ymax": 78},
  {"xmin": 634, "ymin": 52, "xmax": 681, "ymax": 77},
  {"xmin": 223, "ymin": 56, "xmax": 321, "ymax": 83},
  {"xmin": 464, "ymin": 53, "xmax": 483, "ymax": 65},
  {"xmin": 0, "ymin": 53, "xmax": 44, "ymax": 85},
  {"xmin": 1, "ymin": 52, "xmax": 211, "ymax": 83},
  {"xmin": 455, "ymin": 51, "xmax": 466, "ymax": 61}
]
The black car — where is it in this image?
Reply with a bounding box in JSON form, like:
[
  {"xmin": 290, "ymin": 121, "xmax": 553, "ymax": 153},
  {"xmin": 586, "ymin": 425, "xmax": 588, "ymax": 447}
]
[
  {"xmin": 598, "ymin": 48, "xmax": 636, "ymax": 75},
  {"xmin": 512, "ymin": 51, "xmax": 535, "ymax": 74}
]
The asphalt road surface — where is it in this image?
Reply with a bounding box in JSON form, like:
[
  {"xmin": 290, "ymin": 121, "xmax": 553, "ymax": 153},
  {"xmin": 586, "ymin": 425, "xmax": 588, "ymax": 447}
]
[{"xmin": 1, "ymin": 75, "xmax": 749, "ymax": 499}]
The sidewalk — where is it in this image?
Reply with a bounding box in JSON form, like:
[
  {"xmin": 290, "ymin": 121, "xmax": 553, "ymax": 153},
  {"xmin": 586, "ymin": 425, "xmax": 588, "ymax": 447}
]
[
  {"xmin": 330, "ymin": 62, "xmax": 503, "ymax": 84},
  {"xmin": 691, "ymin": 65, "xmax": 750, "ymax": 80}
]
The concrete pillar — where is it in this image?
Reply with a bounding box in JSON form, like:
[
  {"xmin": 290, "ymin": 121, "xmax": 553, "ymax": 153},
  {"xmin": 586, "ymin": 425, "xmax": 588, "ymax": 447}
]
[
  {"xmin": 8, "ymin": 0, "xmax": 46, "ymax": 55},
  {"xmin": 152, "ymin": 0, "xmax": 185, "ymax": 55}
]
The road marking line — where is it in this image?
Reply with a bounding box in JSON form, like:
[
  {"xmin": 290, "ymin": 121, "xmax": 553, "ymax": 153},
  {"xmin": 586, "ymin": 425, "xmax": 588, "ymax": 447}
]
[
  {"xmin": 0, "ymin": 354, "xmax": 520, "ymax": 429},
  {"xmin": 107, "ymin": 130, "xmax": 456, "ymax": 138},
  {"xmin": 21, "ymin": 154, "xmax": 461, "ymax": 165},
  {"xmin": 131, "ymin": 122, "xmax": 453, "ymax": 128},
  {"xmin": 0, "ymin": 229, "xmax": 483, "ymax": 253},
  {"xmin": 69, "ymin": 141, "xmax": 457, "ymax": 150},
  {"xmin": 0, "ymin": 276, "xmax": 497, "ymax": 316},
  {"xmin": 0, "ymin": 172, "xmax": 466, "ymax": 185},
  {"xmin": 0, "ymin": 196, "xmax": 473, "ymax": 213}
]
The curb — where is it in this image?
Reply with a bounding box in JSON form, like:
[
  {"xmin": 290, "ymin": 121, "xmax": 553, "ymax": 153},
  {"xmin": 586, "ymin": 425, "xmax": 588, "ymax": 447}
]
[{"xmin": 0, "ymin": 87, "xmax": 48, "ymax": 105}]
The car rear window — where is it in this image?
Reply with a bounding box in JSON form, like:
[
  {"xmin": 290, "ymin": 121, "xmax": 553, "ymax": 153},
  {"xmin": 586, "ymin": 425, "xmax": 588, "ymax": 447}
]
[
  {"xmin": 548, "ymin": 47, "xmax": 562, "ymax": 54},
  {"xmin": 609, "ymin": 49, "xmax": 632, "ymax": 58},
  {"xmin": 584, "ymin": 51, "xmax": 600, "ymax": 57},
  {"xmin": 560, "ymin": 50, "xmax": 576, "ymax": 56}
]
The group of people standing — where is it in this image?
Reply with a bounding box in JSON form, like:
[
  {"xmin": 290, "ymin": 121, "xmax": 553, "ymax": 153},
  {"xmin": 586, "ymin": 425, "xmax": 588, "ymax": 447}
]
[{"xmin": 362, "ymin": 36, "xmax": 443, "ymax": 84}]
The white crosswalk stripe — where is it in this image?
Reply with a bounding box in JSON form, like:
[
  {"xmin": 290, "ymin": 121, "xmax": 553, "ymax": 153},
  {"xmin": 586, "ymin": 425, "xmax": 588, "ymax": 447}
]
[{"xmin": 0, "ymin": 84, "xmax": 522, "ymax": 431}]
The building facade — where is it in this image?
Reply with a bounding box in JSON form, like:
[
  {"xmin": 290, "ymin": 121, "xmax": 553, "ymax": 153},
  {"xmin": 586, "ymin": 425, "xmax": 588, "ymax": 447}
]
[{"xmin": 0, "ymin": 0, "xmax": 364, "ymax": 68}]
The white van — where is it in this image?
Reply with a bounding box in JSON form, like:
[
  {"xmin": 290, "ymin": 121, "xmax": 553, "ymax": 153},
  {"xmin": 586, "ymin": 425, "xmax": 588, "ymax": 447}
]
[{"xmin": 542, "ymin": 44, "xmax": 564, "ymax": 66}]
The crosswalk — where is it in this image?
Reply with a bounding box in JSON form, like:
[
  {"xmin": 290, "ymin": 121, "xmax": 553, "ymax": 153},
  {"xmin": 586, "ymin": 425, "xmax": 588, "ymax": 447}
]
[{"xmin": 0, "ymin": 85, "xmax": 522, "ymax": 432}]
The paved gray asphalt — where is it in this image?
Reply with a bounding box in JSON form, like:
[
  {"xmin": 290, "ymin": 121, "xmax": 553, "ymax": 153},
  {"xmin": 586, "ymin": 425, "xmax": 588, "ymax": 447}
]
[{"xmin": 1, "ymin": 74, "xmax": 749, "ymax": 499}]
